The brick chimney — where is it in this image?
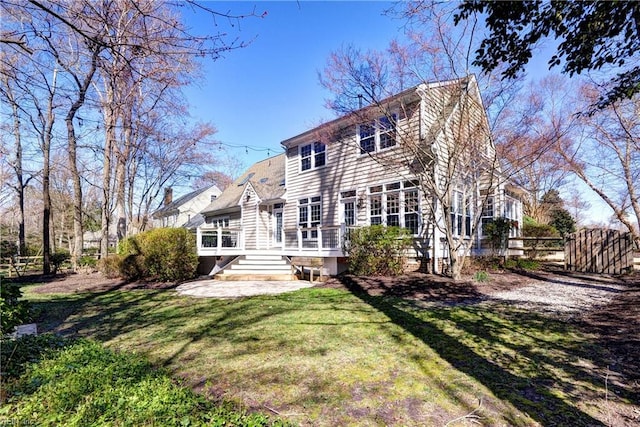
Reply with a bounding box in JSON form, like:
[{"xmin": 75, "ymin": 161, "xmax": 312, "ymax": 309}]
[{"xmin": 163, "ymin": 187, "xmax": 173, "ymax": 206}]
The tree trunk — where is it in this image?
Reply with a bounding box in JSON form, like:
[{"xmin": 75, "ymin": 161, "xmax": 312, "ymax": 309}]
[
  {"xmin": 63, "ymin": 48, "xmax": 99, "ymax": 269},
  {"xmin": 100, "ymin": 97, "xmax": 115, "ymax": 258},
  {"xmin": 42, "ymin": 68, "xmax": 57, "ymax": 275}
]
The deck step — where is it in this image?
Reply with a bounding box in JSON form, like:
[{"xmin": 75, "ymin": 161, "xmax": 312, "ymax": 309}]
[
  {"xmin": 215, "ymin": 255, "xmax": 295, "ymax": 281},
  {"xmin": 222, "ymin": 264, "xmax": 291, "ymax": 274},
  {"xmin": 215, "ymin": 274, "xmax": 297, "ymax": 281},
  {"xmin": 237, "ymin": 259, "xmax": 288, "ymax": 266}
]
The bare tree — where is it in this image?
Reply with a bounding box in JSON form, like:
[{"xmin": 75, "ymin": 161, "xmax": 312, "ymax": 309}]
[
  {"xmin": 494, "ymin": 75, "xmax": 578, "ymax": 222},
  {"xmin": 2, "ymin": 0, "xmax": 262, "ymax": 264},
  {"xmin": 560, "ymin": 84, "xmax": 640, "ymax": 245},
  {"xmin": 0, "ymin": 59, "xmax": 33, "ymax": 256},
  {"xmin": 320, "ymin": 2, "xmax": 530, "ymax": 279}
]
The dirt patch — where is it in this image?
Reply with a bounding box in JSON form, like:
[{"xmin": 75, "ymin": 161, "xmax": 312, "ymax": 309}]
[{"xmin": 21, "ymin": 271, "xmax": 180, "ymax": 293}]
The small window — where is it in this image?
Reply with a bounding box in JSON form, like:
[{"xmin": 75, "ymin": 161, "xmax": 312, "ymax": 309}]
[
  {"xmin": 300, "ymin": 144, "xmax": 312, "ymax": 171},
  {"xmin": 359, "ymin": 123, "xmax": 376, "ymax": 154},
  {"xmin": 370, "ymin": 195, "xmax": 382, "ymax": 225},
  {"xmin": 300, "ymin": 142, "xmax": 326, "ymax": 171},
  {"xmin": 358, "ymin": 113, "xmax": 397, "ymax": 154},
  {"xmin": 386, "ymin": 182, "xmax": 401, "ymax": 191},
  {"xmin": 379, "ymin": 114, "xmax": 397, "ymax": 149},
  {"xmin": 341, "ymin": 190, "xmax": 356, "ymax": 198},
  {"xmin": 314, "ymin": 142, "xmax": 326, "ymax": 167}
]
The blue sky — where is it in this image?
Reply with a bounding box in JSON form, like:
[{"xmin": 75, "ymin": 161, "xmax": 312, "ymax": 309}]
[
  {"xmin": 180, "ymin": 1, "xmax": 614, "ymax": 225},
  {"xmin": 183, "ymin": 1, "xmax": 402, "ymax": 168}
]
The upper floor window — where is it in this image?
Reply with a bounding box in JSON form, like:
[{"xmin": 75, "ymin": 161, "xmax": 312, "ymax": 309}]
[
  {"xmin": 300, "ymin": 142, "xmax": 326, "ymax": 171},
  {"xmin": 358, "ymin": 113, "xmax": 397, "ymax": 154}
]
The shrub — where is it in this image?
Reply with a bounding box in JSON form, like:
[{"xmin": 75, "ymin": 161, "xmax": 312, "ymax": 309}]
[
  {"xmin": 50, "ymin": 250, "xmax": 70, "ymax": 274},
  {"xmin": 549, "ymin": 208, "xmax": 576, "ymax": 238},
  {"xmin": 98, "ymin": 255, "xmax": 123, "ymax": 279},
  {"xmin": 522, "ymin": 222, "xmax": 559, "ymax": 238},
  {"xmin": 483, "ymin": 217, "xmax": 513, "ymax": 256},
  {"xmin": 0, "ymin": 284, "xmax": 31, "ymax": 336},
  {"xmin": 473, "ymin": 270, "xmax": 490, "ymax": 282},
  {"xmin": 344, "ymin": 225, "xmax": 412, "ymax": 276},
  {"xmin": 504, "ymin": 258, "xmax": 540, "ymax": 271},
  {"xmin": 1, "ymin": 240, "xmax": 17, "ymax": 257},
  {"xmin": 2, "ymin": 339, "xmax": 291, "ymax": 426},
  {"xmin": 119, "ymin": 228, "xmax": 198, "ymax": 282},
  {"xmin": 78, "ymin": 255, "xmax": 97, "ymax": 268}
]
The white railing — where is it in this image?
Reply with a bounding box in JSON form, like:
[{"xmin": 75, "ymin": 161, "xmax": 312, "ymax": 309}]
[
  {"xmin": 198, "ymin": 224, "xmax": 358, "ymax": 256},
  {"xmin": 198, "ymin": 227, "xmax": 243, "ymax": 253},
  {"xmin": 283, "ymin": 225, "xmax": 345, "ymax": 253}
]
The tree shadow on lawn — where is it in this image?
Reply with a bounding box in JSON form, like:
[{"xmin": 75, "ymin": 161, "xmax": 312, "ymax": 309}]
[{"xmin": 337, "ymin": 274, "xmax": 636, "ymax": 426}]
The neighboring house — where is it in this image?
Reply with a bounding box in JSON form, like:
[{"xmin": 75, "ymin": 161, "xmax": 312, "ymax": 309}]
[
  {"xmin": 197, "ymin": 76, "xmax": 523, "ymax": 277},
  {"xmin": 82, "ymin": 230, "xmax": 117, "ymax": 250},
  {"xmin": 152, "ymin": 184, "xmax": 222, "ymax": 229}
]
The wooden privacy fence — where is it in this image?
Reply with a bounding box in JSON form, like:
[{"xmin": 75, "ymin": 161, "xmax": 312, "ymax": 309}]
[{"xmin": 565, "ymin": 229, "xmax": 634, "ymax": 274}]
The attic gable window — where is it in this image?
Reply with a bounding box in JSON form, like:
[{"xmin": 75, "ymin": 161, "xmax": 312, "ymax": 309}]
[
  {"xmin": 300, "ymin": 142, "xmax": 326, "ymax": 171},
  {"xmin": 358, "ymin": 113, "xmax": 397, "ymax": 154}
]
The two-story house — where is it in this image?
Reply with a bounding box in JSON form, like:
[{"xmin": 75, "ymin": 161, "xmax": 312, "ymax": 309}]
[{"xmin": 197, "ymin": 76, "xmax": 523, "ymax": 279}]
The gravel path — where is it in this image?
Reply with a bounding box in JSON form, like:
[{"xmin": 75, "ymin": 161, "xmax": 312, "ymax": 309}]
[{"xmin": 487, "ymin": 274, "xmax": 627, "ymax": 314}]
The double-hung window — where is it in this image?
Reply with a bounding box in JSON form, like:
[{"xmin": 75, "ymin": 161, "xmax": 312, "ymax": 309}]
[
  {"xmin": 504, "ymin": 195, "xmax": 520, "ymax": 237},
  {"xmin": 404, "ymin": 182, "xmax": 420, "ymax": 235},
  {"xmin": 300, "ymin": 142, "xmax": 326, "ymax": 171},
  {"xmin": 369, "ymin": 185, "xmax": 383, "ymax": 225},
  {"xmin": 451, "ymin": 191, "xmax": 471, "ymax": 237},
  {"xmin": 299, "ymin": 196, "xmax": 322, "ymax": 239},
  {"xmin": 480, "ymin": 195, "xmax": 494, "ymax": 237},
  {"xmin": 367, "ymin": 181, "xmax": 421, "ymax": 234},
  {"xmin": 358, "ymin": 113, "xmax": 397, "ymax": 154}
]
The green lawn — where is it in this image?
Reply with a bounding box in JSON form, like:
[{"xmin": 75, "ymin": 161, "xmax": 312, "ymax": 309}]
[{"xmin": 20, "ymin": 282, "xmax": 637, "ymax": 426}]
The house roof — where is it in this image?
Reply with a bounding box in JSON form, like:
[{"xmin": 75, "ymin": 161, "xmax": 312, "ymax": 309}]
[
  {"xmin": 152, "ymin": 184, "xmax": 220, "ymax": 218},
  {"xmin": 281, "ymin": 76, "xmax": 475, "ymax": 147},
  {"xmin": 201, "ymin": 154, "xmax": 286, "ymax": 216},
  {"xmin": 182, "ymin": 213, "xmax": 205, "ymax": 230}
]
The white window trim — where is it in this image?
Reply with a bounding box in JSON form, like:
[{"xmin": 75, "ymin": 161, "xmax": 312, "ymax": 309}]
[
  {"xmin": 299, "ymin": 142, "xmax": 327, "ymax": 173},
  {"xmin": 357, "ymin": 112, "xmax": 398, "ymax": 156},
  {"xmin": 366, "ymin": 181, "xmax": 421, "ymax": 235},
  {"xmin": 298, "ymin": 196, "xmax": 322, "ymax": 240},
  {"xmin": 340, "ymin": 189, "xmax": 358, "ymax": 227},
  {"xmin": 451, "ymin": 190, "xmax": 472, "ymax": 238}
]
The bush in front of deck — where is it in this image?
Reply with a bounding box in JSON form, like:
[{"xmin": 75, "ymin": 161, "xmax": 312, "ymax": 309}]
[
  {"xmin": 344, "ymin": 225, "xmax": 412, "ymax": 276},
  {"xmin": 118, "ymin": 228, "xmax": 198, "ymax": 282}
]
